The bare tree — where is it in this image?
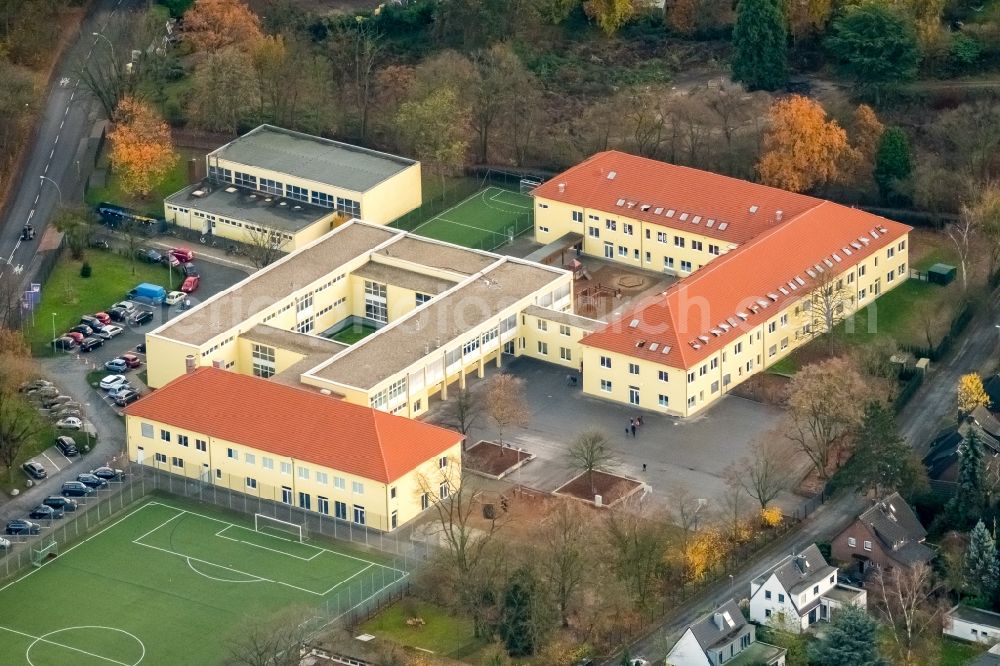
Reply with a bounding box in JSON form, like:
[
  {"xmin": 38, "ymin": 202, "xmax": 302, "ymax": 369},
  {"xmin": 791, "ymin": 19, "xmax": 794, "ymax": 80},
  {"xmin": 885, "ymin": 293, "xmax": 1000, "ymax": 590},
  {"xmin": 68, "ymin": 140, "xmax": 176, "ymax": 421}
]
[
  {"xmin": 726, "ymin": 435, "xmax": 793, "ymax": 511},
  {"xmin": 244, "ymin": 226, "xmax": 285, "ymax": 269},
  {"xmin": 348, "ymin": 19, "xmax": 383, "ymax": 140},
  {"xmin": 565, "ymin": 429, "xmax": 616, "ymax": 496},
  {"xmin": 537, "ymin": 502, "xmax": 590, "ymax": 627},
  {"xmin": 964, "ymin": 182, "xmax": 1000, "ymax": 284},
  {"xmin": 0, "ymin": 331, "xmax": 41, "ymax": 481},
  {"xmin": 871, "ymin": 563, "xmax": 944, "ymax": 666},
  {"xmin": 225, "ymin": 607, "xmax": 311, "ymax": 666},
  {"xmin": 485, "ymin": 373, "xmax": 530, "ymax": 452},
  {"xmin": 603, "ymin": 499, "xmax": 670, "ymax": 609},
  {"xmin": 668, "ymin": 485, "xmax": 709, "ymax": 585},
  {"xmin": 443, "ymin": 388, "xmax": 482, "ymax": 446},
  {"xmin": 118, "ymin": 216, "xmax": 145, "ymax": 276},
  {"xmin": 946, "ymin": 211, "xmax": 974, "ymax": 293},
  {"xmin": 810, "ymin": 269, "xmax": 852, "ymax": 345}
]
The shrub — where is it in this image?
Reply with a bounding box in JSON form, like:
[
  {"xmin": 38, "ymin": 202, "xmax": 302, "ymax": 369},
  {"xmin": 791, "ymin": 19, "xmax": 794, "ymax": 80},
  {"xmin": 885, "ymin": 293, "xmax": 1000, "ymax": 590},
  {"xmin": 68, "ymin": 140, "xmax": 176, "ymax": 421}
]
[
  {"xmin": 80, "ymin": 262, "xmax": 92, "ymax": 278},
  {"xmin": 761, "ymin": 506, "xmax": 783, "ymax": 527}
]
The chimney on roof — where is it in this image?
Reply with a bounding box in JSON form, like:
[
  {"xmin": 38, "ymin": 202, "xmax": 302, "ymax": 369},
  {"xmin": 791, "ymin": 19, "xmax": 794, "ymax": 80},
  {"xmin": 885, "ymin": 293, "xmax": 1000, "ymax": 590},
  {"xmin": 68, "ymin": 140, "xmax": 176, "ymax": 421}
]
[
  {"xmin": 714, "ymin": 612, "xmax": 725, "ymax": 631},
  {"xmin": 775, "ymin": 210, "xmax": 783, "ymax": 223},
  {"xmin": 185, "ymin": 355, "xmax": 197, "ymax": 374},
  {"xmin": 558, "ymin": 182, "xmax": 566, "ymax": 193}
]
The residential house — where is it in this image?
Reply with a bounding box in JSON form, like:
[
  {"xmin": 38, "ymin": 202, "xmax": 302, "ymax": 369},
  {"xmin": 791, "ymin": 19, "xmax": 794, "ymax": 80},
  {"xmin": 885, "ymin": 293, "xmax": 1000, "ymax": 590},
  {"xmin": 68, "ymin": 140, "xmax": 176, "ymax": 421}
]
[
  {"xmin": 945, "ymin": 605, "xmax": 1000, "ymax": 645},
  {"xmin": 749, "ymin": 544, "xmax": 866, "ymax": 633},
  {"xmin": 831, "ymin": 492, "xmax": 934, "ymax": 575},
  {"xmin": 666, "ymin": 599, "xmax": 786, "ymax": 666},
  {"xmin": 924, "ymin": 417, "xmax": 1000, "ymax": 487}
]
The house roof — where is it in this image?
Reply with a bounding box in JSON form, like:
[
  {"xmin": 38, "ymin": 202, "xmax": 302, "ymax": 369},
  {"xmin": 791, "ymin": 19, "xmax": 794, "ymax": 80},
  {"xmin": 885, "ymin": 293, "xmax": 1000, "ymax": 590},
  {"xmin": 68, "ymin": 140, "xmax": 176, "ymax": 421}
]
[
  {"xmin": 924, "ymin": 425, "xmax": 1000, "ymax": 481},
  {"xmin": 855, "ymin": 493, "xmax": 933, "ymax": 568},
  {"xmin": 581, "ymin": 202, "xmax": 910, "ymax": 369},
  {"xmin": 210, "ymin": 124, "xmax": 416, "ymax": 193},
  {"xmin": 983, "ymin": 374, "xmax": 1000, "ymax": 408},
  {"xmin": 971, "ymin": 405, "xmax": 1000, "ymax": 439},
  {"xmin": 972, "ymin": 644, "xmax": 1000, "ymax": 666},
  {"xmin": 753, "ymin": 544, "xmax": 836, "ymax": 602},
  {"xmin": 533, "ymin": 150, "xmax": 819, "ymax": 245},
  {"xmin": 124, "ymin": 367, "xmax": 463, "ymax": 483},
  {"xmin": 949, "ymin": 605, "xmax": 1000, "ymax": 630},
  {"xmin": 688, "ymin": 599, "xmax": 748, "ymax": 651}
]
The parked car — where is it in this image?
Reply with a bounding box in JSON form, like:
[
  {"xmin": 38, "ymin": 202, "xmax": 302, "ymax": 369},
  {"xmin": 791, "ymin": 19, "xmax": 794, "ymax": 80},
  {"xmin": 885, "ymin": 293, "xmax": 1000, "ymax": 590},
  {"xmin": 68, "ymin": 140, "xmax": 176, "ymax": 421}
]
[
  {"xmin": 126, "ymin": 283, "xmax": 166, "ymax": 304},
  {"xmin": 55, "ymin": 417, "xmax": 83, "ymax": 430},
  {"xmin": 52, "ymin": 336, "xmax": 76, "ymax": 350},
  {"xmin": 165, "ymin": 290, "xmax": 186, "ymax": 305},
  {"xmin": 129, "ymin": 310, "xmax": 154, "ymax": 326},
  {"xmin": 80, "ymin": 337, "xmax": 103, "ymax": 352},
  {"xmin": 70, "ymin": 324, "xmax": 94, "ymax": 337},
  {"xmin": 93, "ymin": 327, "xmax": 115, "ymax": 340},
  {"xmin": 102, "ymin": 324, "xmax": 124, "ymax": 338},
  {"xmin": 138, "ymin": 248, "xmax": 163, "ymax": 263},
  {"xmin": 170, "ymin": 247, "xmax": 194, "ymax": 263},
  {"xmin": 43, "ymin": 496, "xmax": 78, "ymax": 512},
  {"xmin": 42, "ymin": 395, "xmax": 73, "ymax": 409},
  {"xmin": 181, "ymin": 276, "xmax": 199, "ymax": 293},
  {"xmin": 182, "ymin": 263, "xmax": 199, "ymax": 277},
  {"xmin": 5, "ymin": 519, "xmax": 40, "ymax": 535},
  {"xmin": 108, "ymin": 307, "xmax": 129, "ymax": 322},
  {"xmin": 104, "ymin": 359, "xmax": 128, "ymax": 374},
  {"xmin": 94, "ymin": 312, "xmax": 111, "ymax": 325},
  {"xmin": 135, "ymin": 342, "xmax": 146, "ymax": 353},
  {"xmin": 80, "ymin": 315, "xmax": 102, "ymax": 329},
  {"xmin": 112, "ymin": 300, "xmax": 137, "ymax": 313},
  {"xmin": 29, "ymin": 504, "xmax": 62, "ymax": 520},
  {"xmin": 627, "ymin": 659, "xmax": 649, "ymax": 666},
  {"xmin": 120, "ymin": 353, "xmax": 142, "ymax": 368},
  {"xmin": 100, "ymin": 375, "xmax": 128, "ymax": 390},
  {"xmin": 22, "ymin": 461, "xmax": 46, "ymax": 480},
  {"xmin": 113, "ymin": 389, "xmax": 140, "ymax": 406},
  {"xmin": 61, "ymin": 481, "xmax": 94, "ymax": 497},
  {"xmin": 52, "ymin": 409, "xmax": 81, "ymax": 421},
  {"xmin": 21, "ymin": 379, "xmax": 52, "ymax": 392},
  {"xmin": 76, "ymin": 473, "xmax": 108, "ymax": 489},
  {"xmin": 107, "ymin": 384, "xmax": 134, "ymax": 399},
  {"xmin": 91, "ymin": 466, "xmax": 125, "ymax": 481},
  {"xmin": 89, "ymin": 238, "xmax": 110, "ymax": 249},
  {"xmin": 0, "ymin": 536, "xmax": 10, "ymax": 549},
  {"xmin": 30, "ymin": 386, "xmax": 60, "ymax": 399},
  {"xmin": 55, "ymin": 436, "xmax": 78, "ymax": 456},
  {"xmin": 65, "ymin": 331, "xmax": 85, "ymax": 344}
]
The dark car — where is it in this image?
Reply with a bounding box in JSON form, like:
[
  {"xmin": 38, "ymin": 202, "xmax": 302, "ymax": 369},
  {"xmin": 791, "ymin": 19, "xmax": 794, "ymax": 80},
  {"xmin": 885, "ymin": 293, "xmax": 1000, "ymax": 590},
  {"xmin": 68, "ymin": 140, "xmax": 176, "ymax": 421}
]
[
  {"xmin": 55, "ymin": 436, "xmax": 78, "ymax": 457},
  {"xmin": 89, "ymin": 238, "xmax": 110, "ymax": 249},
  {"xmin": 61, "ymin": 481, "xmax": 95, "ymax": 497},
  {"xmin": 182, "ymin": 262, "xmax": 199, "ymax": 277},
  {"xmin": 113, "ymin": 389, "xmax": 140, "ymax": 406},
  {"xmin": 80, "ymin": 336, "xmax": 104, "ymax": 352},
  {"xmin": 108, "ymin": 306, "xmax": 129, "ymax": 322},
  {"xmin": 135, "ymin": 342, "xmax": 146, "ymax": 353},
  {"xmin": 29, "ymin": 504, "xmax": 62, "ymax": 520},
  {"xmin": 43, "ymin": 496, "xmax": 78, "ymax": 512},
  {"xmin": 129, "ymin": 310, "xmax": 153, "ymax": 326},
  {"xmin": 70, "ymin": 324, "xmax": 94, "ymax": 337},
  {"xmin": 91, "ymin": 466, "xmax": 125, "ymax": 481},
  {"xmin": 138, "ymin": 248, "xmax": 163, "ymax": 263},
  {"xmin": 5, "ymin": 519, "xmax": 40, "ymax": 535},
  {"xmin": 80, "ymin": 315, "xmax": 102, "ymax": 329},
  {"xmin": 52, "ymin": 336, "xmax": 76, "ymax": 351},
  {"xmin": 22, "ymin": 461, "xmax": 46, "ymax": 480},
  {"xmin": 76, "ymin": 473, "xmax": 108, "ymax": 489}
]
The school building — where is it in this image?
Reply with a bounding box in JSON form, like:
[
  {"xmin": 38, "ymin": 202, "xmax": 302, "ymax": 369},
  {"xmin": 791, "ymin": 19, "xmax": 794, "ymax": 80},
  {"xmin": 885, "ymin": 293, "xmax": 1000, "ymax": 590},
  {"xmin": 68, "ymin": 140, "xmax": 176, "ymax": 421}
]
[{"xmin": 163, "ymin": 125, "xmax": 422, "ymax": 251}]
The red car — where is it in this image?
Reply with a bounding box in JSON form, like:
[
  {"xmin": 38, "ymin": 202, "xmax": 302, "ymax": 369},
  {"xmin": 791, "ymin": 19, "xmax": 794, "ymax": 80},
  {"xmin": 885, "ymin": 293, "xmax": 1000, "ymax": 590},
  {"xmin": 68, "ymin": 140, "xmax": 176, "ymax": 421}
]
[
  {"xmin": 120, "ymin": 352, "xmax": 142, "ymax": 369},
  {"xmin": 181, "ymin": 275, "xmax": 199, "ymax": 293},
  {"xmin": 170, "ymin": 247, "xmax": 194, "ymax": 263},
  {"xmin": 93, "ymin": 312, "xmax": 111, "ymax": 325},
  {"xmin": 65, "ymin": 331, "xmax": 84, "ymax": 344}
]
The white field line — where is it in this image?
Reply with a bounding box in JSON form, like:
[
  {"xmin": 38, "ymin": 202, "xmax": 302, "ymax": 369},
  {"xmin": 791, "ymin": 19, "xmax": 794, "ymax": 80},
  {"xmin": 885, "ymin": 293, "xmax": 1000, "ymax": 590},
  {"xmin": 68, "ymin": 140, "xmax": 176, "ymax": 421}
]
[
  {"xmin": 318, "ymin": 563, "xmax": 374, "ymax": 596},
  {"xmin": 0, "ymin": 625, "xmax": 131, "ymax": 666},
  {"xmin": 131, "ymin": 509, "xmax": 186, "ymax": 544},
  {"xmin": 214, "ymin": 525, "xmax": 322, "ymax": 562},
  {"xmin": 487, "ymin": 188, "xmax": 530, "ymax": 209}
]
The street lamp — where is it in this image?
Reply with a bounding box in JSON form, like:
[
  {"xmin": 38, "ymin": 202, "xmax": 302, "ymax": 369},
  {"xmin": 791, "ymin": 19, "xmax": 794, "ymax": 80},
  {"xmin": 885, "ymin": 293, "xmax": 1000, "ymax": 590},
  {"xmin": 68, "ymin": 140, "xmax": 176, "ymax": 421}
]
[
  {"xmin": 92, "ymin": 31, "xmax": 115, "ymax": 61},
  {"xmin": 50, "ymin": 312, "xmax": 56, "ymax": 352},
  {"xmin": 39, "ymin": 175, "xmax": 62, "ymax": 206}
]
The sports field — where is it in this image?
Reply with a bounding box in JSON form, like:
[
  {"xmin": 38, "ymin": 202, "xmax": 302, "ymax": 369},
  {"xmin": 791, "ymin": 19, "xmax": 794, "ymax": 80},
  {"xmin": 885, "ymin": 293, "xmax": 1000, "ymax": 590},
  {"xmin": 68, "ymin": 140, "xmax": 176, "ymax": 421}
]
[
  {"xmin": 411, "ymin": 186, "xmax": 533, "ymax": 250},
  {"xmin": 0, "ymin": 500, "xmax": 405, "ymax": 665}
]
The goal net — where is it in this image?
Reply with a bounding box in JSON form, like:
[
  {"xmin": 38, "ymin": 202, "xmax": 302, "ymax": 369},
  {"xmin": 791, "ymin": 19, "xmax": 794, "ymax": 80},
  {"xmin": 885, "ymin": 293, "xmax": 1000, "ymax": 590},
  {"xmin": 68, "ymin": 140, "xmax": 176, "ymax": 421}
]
[
  {"xmin": 254, "ymin": 513, "xmax": 305, "ymax": 542},
  {"xmin": 519, "ymin": 178, "xmax": 542, "ymax": 195},
  {"xmin": 31, "ymin": 540, "xmax": 58, "ymax": 567}
]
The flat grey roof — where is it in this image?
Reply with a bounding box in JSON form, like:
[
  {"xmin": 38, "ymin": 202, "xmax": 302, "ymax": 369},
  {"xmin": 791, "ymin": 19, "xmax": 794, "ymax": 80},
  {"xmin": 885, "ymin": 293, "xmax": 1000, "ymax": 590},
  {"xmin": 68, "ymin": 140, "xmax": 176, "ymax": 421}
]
[
  {"xmin": 243, "ymin": 325, "xmax": 348, "ymax": 357},
  {"xmin": 155, "ymin": 223, "xmax": 399, "ymax": 346},
  {"xmin": 376, "ymin": 236, "xmax": 496, "ymax": 275},
  {"xmin": 353, "ymin": 261, "xmax": 457, "ymax": 296},
  {"xmin": 951, "ymin": 605, "xmax": 1000, "ymax": 628},
  {"xmin": 522, "ymin": 305, "xmax": 604, "ymax": 331},
  {"xmin": 211, "ymin": 125, "xmax": 416, "ymax": 193},
  {"xmin": 311, "ymin": 260, "xmax": 564, "ymax": 389},
  {"xmin": 166, "ymin": 183, "xmax": 330, "ymax": 234}
]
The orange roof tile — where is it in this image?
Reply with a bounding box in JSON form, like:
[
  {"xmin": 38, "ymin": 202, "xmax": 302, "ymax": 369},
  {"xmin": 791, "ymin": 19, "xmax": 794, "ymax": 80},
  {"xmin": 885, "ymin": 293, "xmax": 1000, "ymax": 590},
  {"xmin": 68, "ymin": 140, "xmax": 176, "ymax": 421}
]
[
  {"xmin": 124, "ymin": 367, "xmax": 462, "ymax": 483},
  {"xmin": 533, "ymin": 151, "xmax": 820, "ymax": 244},
  {"xmin": 581, "ymin": 202, "xmax": 911, "ymax": 369}
]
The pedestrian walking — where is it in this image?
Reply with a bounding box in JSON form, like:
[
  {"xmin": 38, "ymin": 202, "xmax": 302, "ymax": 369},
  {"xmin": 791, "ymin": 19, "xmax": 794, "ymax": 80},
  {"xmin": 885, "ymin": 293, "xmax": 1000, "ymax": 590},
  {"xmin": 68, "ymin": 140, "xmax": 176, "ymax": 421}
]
[
  {"xmin": 642, "ymin": 463, "xmax": 647, "ymax": 472},
  {"xmin": 626, "ymin": 427, "xmax": 630, "ymax": 437},
  {"xmin": 630, "ymin": 423, "xmax": 636, "ymax": 437},
  {"xmin": 636, "ymin": 415, "xmax": 643, "ymax": 427}
]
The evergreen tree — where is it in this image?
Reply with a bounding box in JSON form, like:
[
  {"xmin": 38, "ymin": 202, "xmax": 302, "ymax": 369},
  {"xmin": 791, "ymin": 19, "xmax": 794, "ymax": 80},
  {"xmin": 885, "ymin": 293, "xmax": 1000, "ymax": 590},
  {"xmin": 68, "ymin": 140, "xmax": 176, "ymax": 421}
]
[
  {"xmin": 946, "ymin": 430, "xmax": 987, "ymax": 529},
  {"xmin": 874, "ymin": 127, "xmax": 913, "ymax": 203},
  {"xmin": 731, "ymin": 0, "xmax": 788, "ymax": 91},
  {"xmin": 809, "ymin": 605, "xmax": 889, "ymax": 666},
  {"xmin": 846, "ymin": 401, "xmax": 924, "ymax": 497},
  {"xmin": 964, "ymin": 520, "xmax": 999, "ymax": 605},
  {"xmin": 499, "ymin": 567, "xmax": 543, "ymax": 657}
]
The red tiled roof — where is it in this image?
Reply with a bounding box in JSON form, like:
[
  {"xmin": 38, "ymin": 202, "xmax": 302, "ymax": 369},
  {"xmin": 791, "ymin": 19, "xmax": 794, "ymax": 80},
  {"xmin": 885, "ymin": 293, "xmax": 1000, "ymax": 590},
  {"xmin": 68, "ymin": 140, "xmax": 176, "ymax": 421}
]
[
  {"xmin": 532, "ymin": 150, "xmax": 820, "ymax": 244},
  {"xmin": 124, "ymin": 367, "xmax": 462, "ymax": 483},
  {"xmin": 581, "ymin": 201, "xmax": 911, "ymax": 369}
]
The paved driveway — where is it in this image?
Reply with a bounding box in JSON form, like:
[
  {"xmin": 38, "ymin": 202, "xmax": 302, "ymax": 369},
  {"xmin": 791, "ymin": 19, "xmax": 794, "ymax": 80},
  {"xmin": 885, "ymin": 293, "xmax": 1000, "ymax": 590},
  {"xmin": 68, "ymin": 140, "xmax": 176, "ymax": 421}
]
[{"xmin": 432, "ymin": 357, "xmax": 785, "ymax": 509}]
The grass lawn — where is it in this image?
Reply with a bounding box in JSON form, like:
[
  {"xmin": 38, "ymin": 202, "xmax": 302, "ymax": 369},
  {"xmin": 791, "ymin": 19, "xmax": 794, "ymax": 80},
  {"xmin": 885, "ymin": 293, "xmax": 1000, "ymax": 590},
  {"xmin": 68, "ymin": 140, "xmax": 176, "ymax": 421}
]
[
  {"xmin": 329, "ymin": 323, "xmax": 378, "ymax": 345},
  {"xmin": 85, "ymin": 147, "xmax": 200, "ymax": 218},
  {"xmin": 410, "ymin": 186, "xmax": 533, "ymax": 250},
  {"xmin": 360, "ymin": 598, "xmax": 486, "ymax": 657},
  {"xmin": 26, "ymin": 250, "xmax": 172, "ymax": 355},
  {"xmin": 0, "ymin": 498, "xmax": 405, "ymax": 665},
  {"xmin": 0, "ymin": 421, "xmax": 56, "ymax": 497},
  {"xmin": 768, "ymin": 355, "xmax": 800, "ymax": 375},
  {"xmin": 940, "ymin": 638, "xmax": 983, "ymax": 666},
  {"xmin": 836, "ymin": 279, "xmax": 950, "ymax": 349}
]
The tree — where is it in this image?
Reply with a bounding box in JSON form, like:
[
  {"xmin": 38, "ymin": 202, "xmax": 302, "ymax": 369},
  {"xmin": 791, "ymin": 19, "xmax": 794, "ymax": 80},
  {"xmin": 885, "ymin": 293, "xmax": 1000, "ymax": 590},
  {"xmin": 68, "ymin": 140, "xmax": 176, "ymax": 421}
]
[
  {"xmin": 183, "ymin": 0, "xmax": 263, "ymax": 54},
  {"xmin": 395, "ymin": 86, "xmax": 470, "ymax": 198},
  {"xmin": 499, "ymin": 567, "xmax": 548, "ymax": 657},
  {"xmin": 958, "ymin": 373, "xmax": 990, "ymax": 415},
  {"xmin": 945, "ymin": 430, "xmax": 987, "ymax": 529},
  {"xmin": 485, "ymin": 374, "xmax": 530, "ymax": 451},
  {"xmin": 964, "ymin": 520, "xmax": 999, "ymax": 605},
  {"xmin": 244, "ymin": 226, "xmax": 285, "ymax": 269},
  {"xmin": 189, "ymin": 47, "xmax": 257, "ymax": 135},
  {"xmin": 536, "ymin": 0, "xmax": 580, "ymax": 24},
  {"xmin": 731, "ymin": 0, "xmax": 788, "ymax": 91},
  {"xmin": 537, "ymin": 502, "xmax": 589, "ymax": 628},
  {"xmin": 824, "ymin": 3, "xmax": 920, "ymax": 103},
  {"xmin": 566, "ymin": 429, "xmax": 616, "ymax": 496},
  {"xmin": 583, "ymin": 0, "xmax": 634, "ymax": 36},
  {"xmin": 344, "ymin": 18, "xmax": 383, "ymax": 141},
  {"xmin": 874, "ymin": 127, "xmax": 913, "ymax": 204},
  {"xmin": 845, "ymin": 401, "xmax": 926, "ymax": 498},
  {"xmin": 785, "ymin": 357, "xmax": 869, "ymax": 479},
  {"xmin": 756, "ymin": 96, "xmax": 851, "ymax": 193},
  {"xmin": 470, "ymin": 43, "xmax": 533, "ymax": 164},
  {"xmin": 443, "ymin": 388, "xmax": 482, "ymax": 444},
  {"xmin": 786, "ymin": 0, "xmax": 833, "ymax": 41},
  {"xmin": 0, "ymin": 330, "xmax": 41, "ymax": 481},
  {"xmin": 225, "ymin": 607, "xmax": 310, "ymax": 666},
  {"xmin": 810, "ymin": 268, "xmax": 853, "ymax": 344},
  {"xmin": 848, "ymin": 104, "xmax": 884, "ymax": 187},
  {"xmin": 871, "ymin": 563, "xmax": 943, "ymax": 666},
  {"xmin": 108, "ymin": 97, "xmax": 177, "ymax": 199},
  {"xmin": 75, "ymin": 41, "xmax": 136, "ymax": 120},
  {"xmin": 946, "ymin": 211, "xmax": 975, "ymax": 294},
  {"xmin": 809, "ymin": 605, "xmax": 888, "ymax": 666},
  {"xmin": 53, "ymin": 207, "xmax": 94, "ymax": 261},
  {"xmin": 726, "ymin": 435, "xmax": 793, "ymax": 511},
  {"xmin": 603, "ymin": 501, "xmax": 670, "ymax": 609},
  {"xmin": 964, "ymin": 184, "xmax": 1000, "ymax": 281}
]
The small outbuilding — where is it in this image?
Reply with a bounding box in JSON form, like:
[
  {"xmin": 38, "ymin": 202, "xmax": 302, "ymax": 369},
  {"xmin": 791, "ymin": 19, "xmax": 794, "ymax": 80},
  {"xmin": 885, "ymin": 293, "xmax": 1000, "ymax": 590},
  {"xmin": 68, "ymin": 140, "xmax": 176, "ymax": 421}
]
[
  {"xmin": 928, "ymin": 263, "xmax": 957, "ymax": 285},
  {"xmin": 945, "ymin": 605, "xmax": 1000, "ymax": 645}
]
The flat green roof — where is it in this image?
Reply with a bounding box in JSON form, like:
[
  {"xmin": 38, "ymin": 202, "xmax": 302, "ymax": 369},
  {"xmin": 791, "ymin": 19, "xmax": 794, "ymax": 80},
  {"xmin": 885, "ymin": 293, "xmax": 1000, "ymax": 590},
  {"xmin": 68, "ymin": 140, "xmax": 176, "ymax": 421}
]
[
  {"xmin": 211, "ymin": 125, "xmax": 416, "ymax": 193},
  {"xmin": 726, "ymin": 641, "xmax": 786, "ymax": 666}
]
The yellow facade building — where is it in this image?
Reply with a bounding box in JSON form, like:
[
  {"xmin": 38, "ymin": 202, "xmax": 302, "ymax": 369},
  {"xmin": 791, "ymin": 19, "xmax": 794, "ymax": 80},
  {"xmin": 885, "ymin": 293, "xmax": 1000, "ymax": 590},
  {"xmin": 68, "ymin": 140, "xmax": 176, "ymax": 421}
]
[
  {"xmin": 124, "ymin": 367, "xmax": 463, "ymax": 531},
  {"xmin": 164, "ymin": 125, "xmax": 422, "ymax": 251}
]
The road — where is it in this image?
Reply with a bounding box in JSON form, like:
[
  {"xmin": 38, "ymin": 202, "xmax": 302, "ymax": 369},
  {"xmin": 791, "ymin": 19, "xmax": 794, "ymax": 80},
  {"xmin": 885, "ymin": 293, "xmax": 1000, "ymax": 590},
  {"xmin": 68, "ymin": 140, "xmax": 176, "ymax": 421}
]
[
  {"xmin": 609, "ymin": 297, "xmax": 1000, "ymax": 663},
  {"xmin": 0, "ymin": 0, "xmax": 140, "ymax": 283}
]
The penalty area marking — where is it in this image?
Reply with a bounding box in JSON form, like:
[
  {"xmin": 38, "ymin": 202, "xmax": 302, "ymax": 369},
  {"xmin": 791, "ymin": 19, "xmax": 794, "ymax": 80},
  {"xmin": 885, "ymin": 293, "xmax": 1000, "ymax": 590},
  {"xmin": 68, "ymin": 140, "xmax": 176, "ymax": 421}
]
[
  {"xmin": 186, "ymin": 557, "xmax": 265, "ymax": 583},
  {"xmin": 0, "ymin": 624, "xmax": 146, "ymax": 666}
]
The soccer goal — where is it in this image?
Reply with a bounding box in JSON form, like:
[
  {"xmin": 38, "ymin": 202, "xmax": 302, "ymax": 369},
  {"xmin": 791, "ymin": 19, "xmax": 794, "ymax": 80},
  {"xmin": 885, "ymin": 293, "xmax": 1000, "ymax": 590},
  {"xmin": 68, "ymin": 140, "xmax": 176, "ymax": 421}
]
[
  {"xmin": 31, "ymin": 540, "xmax": 58, "ymax": 567},
  {"xmin": 519, "ymin": 177, "xmax": 542, "ymax": 195},
  {"xmin": 254, "ymin": 513, "xmax": 305, "ymax": 542}
]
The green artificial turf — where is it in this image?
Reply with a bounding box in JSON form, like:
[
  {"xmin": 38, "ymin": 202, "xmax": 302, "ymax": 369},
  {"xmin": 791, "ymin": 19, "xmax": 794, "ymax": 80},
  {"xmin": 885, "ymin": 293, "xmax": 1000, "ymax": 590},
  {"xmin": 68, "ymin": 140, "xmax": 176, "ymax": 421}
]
[
  {"xmin": 0, "ymin": 499, "xmax": 405, "ymax": 665},
  {"xmin": 330, "ymin": 323, "xmax": 378, "ymax": 346},
  {"xmin": 410, "ymin": 186, "xmax": 533, "ymax": 250}
]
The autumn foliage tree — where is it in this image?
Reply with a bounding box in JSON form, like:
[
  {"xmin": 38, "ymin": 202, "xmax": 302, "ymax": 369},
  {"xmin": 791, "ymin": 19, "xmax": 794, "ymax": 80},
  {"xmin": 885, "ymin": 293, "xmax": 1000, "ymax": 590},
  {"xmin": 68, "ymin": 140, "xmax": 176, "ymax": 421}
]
[
  {"xmin": 757, "ymin": 95, "xmax": 851, "ymax": 193},
  {"xmin": 957, "ymin": 373, "xmax": 990, "ymax": 415},
  {"xmin": 848, "ymin": 104, "xmax": 885, "ymax": 187},
  {"xmin": 108, "ymin": 97, "xmax": 178, "ymax": 199},
  {"xmin": 183, "ymin": 0, "xmax": 263, "ymax": 54},
  {"xmin": 583, "ymin": 0, "xmax": 634, "ymax": 36}
]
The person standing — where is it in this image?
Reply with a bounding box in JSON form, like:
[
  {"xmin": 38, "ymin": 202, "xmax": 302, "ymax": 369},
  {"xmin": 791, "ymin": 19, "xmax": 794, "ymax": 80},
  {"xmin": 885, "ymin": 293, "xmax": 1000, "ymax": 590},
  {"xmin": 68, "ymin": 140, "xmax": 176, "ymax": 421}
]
[{"xmin": 630, "ymin": 423, "xmax": 637, "ymax": 437}]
